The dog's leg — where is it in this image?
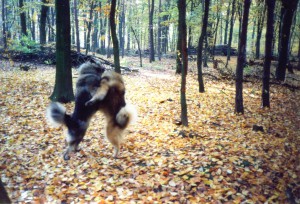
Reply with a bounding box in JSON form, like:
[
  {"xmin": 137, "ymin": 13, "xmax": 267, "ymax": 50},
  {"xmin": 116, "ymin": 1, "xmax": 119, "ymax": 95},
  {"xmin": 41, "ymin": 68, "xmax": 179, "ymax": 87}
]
[
  {"xmin": 105, "ymin": 121, "xmax": 123, "ymax": 158},
  {"xmin": 85, "ymin": 80, "xmax": 109, "ymax": 106}
]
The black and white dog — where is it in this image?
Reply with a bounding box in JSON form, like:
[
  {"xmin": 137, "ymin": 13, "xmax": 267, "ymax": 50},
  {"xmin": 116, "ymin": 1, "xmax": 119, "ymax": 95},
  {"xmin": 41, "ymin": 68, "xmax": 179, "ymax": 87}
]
[{"xmin": 46, "ymin": 60, "xmax": 137, "ymax": 160}]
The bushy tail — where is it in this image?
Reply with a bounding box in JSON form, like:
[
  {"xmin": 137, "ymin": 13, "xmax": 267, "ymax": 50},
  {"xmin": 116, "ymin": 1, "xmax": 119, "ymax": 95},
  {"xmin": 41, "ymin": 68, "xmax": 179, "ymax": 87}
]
[
  {"xmin": 46, "ymin": 102, "xmax": 68, "ymax": 128},
  {"xmin": 116, "ymin": 103, "xmax": 138, "ymax": 128}
]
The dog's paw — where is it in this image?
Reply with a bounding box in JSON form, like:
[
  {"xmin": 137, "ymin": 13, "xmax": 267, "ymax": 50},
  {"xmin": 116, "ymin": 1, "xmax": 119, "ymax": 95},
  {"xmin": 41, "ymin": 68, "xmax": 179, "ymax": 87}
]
[
  {"xmin": 85, "ymin": 100, "xmax": 94, "ymax": 106},
  {"xmin": 63, "ymin": 153, "xmax": 70, "ymax": 160}
]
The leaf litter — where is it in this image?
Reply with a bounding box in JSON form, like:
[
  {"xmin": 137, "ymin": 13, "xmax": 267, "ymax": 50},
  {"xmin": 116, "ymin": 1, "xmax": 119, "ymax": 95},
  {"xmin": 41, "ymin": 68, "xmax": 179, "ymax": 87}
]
[{"xmin": 0, "ymin": 62, "xmax": 300, "ymax": 203}]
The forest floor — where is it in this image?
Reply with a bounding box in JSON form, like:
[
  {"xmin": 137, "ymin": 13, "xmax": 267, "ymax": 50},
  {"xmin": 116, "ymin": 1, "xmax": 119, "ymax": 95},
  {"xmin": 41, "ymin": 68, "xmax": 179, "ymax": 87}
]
[{"xmin": 0, "ymin": 57, "xmax": 300, "ymax": 203}]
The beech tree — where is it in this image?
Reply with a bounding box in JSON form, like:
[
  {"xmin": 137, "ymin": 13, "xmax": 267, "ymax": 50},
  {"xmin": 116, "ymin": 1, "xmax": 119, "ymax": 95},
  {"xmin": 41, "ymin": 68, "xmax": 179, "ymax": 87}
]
[
  {"xmin": 276, "ymin": 0, "xmax": 299, "ymax": 81},
  {"xmin": 178, "ymin": 0, "xmax": 188, "ymax": 126},
  {"xmin": 262, "ymin": 0, "xmax": 275, "ymax": 108},
  {"xmin": 50, "ymin": 0, "xmax": 74, "ymax": 103},
  {"xmin": 110, "ymin": 0, "xmax": 121, "ymax": 73},
  {"xmin": 19, "ymin": 0, "xmax": 27, "ymax": 36},
  {"xmin": 197, "ymin": 0, "xmax": 210, "ymax": 93},
  {"xmin": 40, "ymin": 0, "xmax": 48, "ymax": 45},
  {"xmin": 235, "ymin": 0, "xmax": 251, "ymax": 114},
  {"xmin": 148, "ymin": 0, "xmax": 155, "ymax": 62}
]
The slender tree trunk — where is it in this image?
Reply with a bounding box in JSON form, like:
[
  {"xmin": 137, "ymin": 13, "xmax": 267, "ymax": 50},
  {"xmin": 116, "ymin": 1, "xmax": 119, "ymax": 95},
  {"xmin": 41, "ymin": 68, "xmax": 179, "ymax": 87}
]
[
  {"xmin": 40, "ymin": 0, "xmax": 48, "ymax": 45},
  {"xmin": 131, "ymin": 27, "xmax": 142, "ymax": 67},
  {"xmin": 178, "ymin": 0, "xmax": 188, "ymax": 126},
  {"xmin": 176, "ymin": 30, "xmax": 182, "ymax": 74},
  {"xmin": 19, "ymin": 0, "xmax": 27, "ymax": 36},
  {"xmin": 148, "ymin": 0, "xmax": 155, "ymax": 62},
  {"xmin": 212, "ymin": 3, "xmax": 220, "ymax": 61},
  {"xmin": 50, "ymin": 0, "xmax": 74, "ymax": 103},
  {"xmin": 224, "ymin": 1, "xmax": 231, "ymax": 44},
  {"xmin": 2, "ymin": 0, "xmax": 7, "ymax": 49},
  {"xmin": 92, "ymin": 8, "xmax": 99, "ymax": 53},
  {"xmin": 226, "ymin": 0, "xmax": 236, "ymax": 64},
  {"xmin": 255, "ymin": 5, "xmax": 266, "ymax": 59},
  {"xmin": 197, "ymin": 0, "xmax": 210, "ymax": 93},
  {"xmin": 262, "ymin": 0, "xmax": 275, "ymax": 108},
  {"xmin": 74, "ymin": 0, "xmax": 80, "ymax": 52},
  {"xmin": 110, "ymin": 0, "xmax": 120, "ymax": 73},
  {"xmin": 276, "ymin": 0, "xmax": 299, "ymax": 81},
  {"xmin": 85, "ymin": 1, "xmax": 95, "ymax": 55},
  {"xmin": 235, "ymin": 0, "xmax": 251, "ymax": 114},
  {"xmin": 157, "ymin": 0, "xmax": 162, "ymax": 61}
]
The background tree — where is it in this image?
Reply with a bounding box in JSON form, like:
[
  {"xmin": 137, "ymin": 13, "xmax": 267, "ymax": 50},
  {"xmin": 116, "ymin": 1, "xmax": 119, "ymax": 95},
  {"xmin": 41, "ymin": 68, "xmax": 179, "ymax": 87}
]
[
  {"xmin": 226, "ymin": 0, "xmax": 236, "ymax": 65},
  {"xmin": 197, "ymin": 0, "xmax": 210, "ymax": 93},
  {"xmin": 262, "ymin": 0, "xmax": 275, "ymax": 108},
  {"xmin": 276, "ymin": 0, "xmax": 299, "ymax": 81},
  {"xmin": 110, "ymin": 0, "xmax": 121, "ymax": 73},
  {"xmin": 50, "ymin": 0, "xmax": 74, "ymax": 103},
  {"xmin": 255, "ymin": 3, "xmax": 266, "ymax": 59},
  {"xmin": 2, "ymin": 0, "xmax": 7, "ymax": 49},
  {"xmin": 235, "ymin": 0, "xmax": 251, "ymax": 114},
  {"xmin": 74, "ymin": 0, "xmax": 80, "ymax": 52},
  {"xmin": 178, "ymin": 0, "xmax": 188, "ymax": 126},
  {"xmin": 148, "ymin": 0, "xmax": 155, "ymax": 62},
  {"xmin": 19, "ymin": 0, "xmax": 27, "ymax": 36},
  {"xmin": 85, "ymin": 0, "xmax": 95, "ymax": 55},
  {"xmin": 40, "ymin": 0, "xmax": 49, "ymax": 45}
]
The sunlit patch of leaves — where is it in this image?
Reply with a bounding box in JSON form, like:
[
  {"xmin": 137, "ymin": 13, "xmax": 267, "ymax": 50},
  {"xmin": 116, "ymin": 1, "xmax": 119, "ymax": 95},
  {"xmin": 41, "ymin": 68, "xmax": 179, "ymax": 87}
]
[{"xmin": 0, "ymin": 63, "xmax": 299, "ymax": 203}]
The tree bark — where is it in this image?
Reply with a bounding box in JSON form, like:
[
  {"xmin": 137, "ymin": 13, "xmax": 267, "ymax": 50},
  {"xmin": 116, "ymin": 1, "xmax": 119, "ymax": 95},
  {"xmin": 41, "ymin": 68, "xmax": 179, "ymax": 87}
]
[
  {"xmin": 148, "ymin": 0, "xmax": 155, "ymax": 62},
  {"xmin": 110, "ymin": 0, "xmax": 121, "ymax": 73},
  {"xmin": 262, "ymin": 0, "xmax": 275, "ymax": 108},
  {"xmin": 50, "ymin": 0, "xmax": 74, "ymax": 103},
  {"xmin": 197, "ymin": 0, "xmax": 210, "ymax": 93},
  {"xmin": 255, "ymin": 4, "xmax": 266, "ymax": 59},
  {"xmin": 178, "ymin": 0, "xmax": 188, "ymax": 126},
  {"xmin": 74, "ymin": 0, "xmax": 80, "ymax": 52},
  {"xmin": 224, "ymin": 1, "xmax": 231, "ymax": 44},
  {"xmin": 85, "ymin": 1, "xmax": 95, "ymax": 55},
  {"xmin": 19, "ymin": 0, "xmax": 27, "ymax": 36},
  {"xmin": 226, "ymin": 0, "xmax": 236, "ymax": 63},
  {"xmin": 235, "ymin": 0, "xmax": 251, "ymax": 114},
  {"xmin": 131, "ymin": 27, "xmax": 142, "ymax": 67},
  {"xmin": 40, "ymin": 0, "xmax": 48, "ymax": 45},
  {"xmin": 2, "ymin": 0, "xmax": 7, "ymax": 49},
  {"xmin": 276, "ymin": 0, "xmax": 299, "ymax": 81},
  {"xmin": 157, "ymin": 0, "xmax": 162, "ymax": 61}
]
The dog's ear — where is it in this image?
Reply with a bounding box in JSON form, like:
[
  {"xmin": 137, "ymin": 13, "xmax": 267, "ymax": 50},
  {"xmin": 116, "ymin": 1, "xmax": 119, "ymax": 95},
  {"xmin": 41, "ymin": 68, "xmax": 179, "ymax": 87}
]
[{"xmin": 89, "ymin": 58, "xmax": 97, "ymax": 64}]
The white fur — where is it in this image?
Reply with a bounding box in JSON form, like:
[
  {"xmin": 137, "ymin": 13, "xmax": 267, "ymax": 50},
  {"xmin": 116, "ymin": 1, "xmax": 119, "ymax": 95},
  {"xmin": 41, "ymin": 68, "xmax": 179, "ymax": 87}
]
[
  {"xmin": 116, "ymin": 103, "xmax": 138, "ymax": 126},
  {"xmin": 46, "ymin": 102, "xmax": 66, "ymax": 128}
]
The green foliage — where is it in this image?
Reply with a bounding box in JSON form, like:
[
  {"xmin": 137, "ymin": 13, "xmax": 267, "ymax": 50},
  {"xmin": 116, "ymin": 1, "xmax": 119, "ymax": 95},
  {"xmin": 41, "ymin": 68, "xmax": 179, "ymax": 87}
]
[{"xmin": 9, "ymin": 35, "xmax": 40, "ymax": 54}]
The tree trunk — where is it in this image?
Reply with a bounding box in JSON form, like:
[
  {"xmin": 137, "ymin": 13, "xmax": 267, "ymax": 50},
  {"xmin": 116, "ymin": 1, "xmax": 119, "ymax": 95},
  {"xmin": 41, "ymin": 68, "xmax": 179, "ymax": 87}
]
[
  {"xmin": 19, "ymin": 0, "xmax": 27, "ymax": 36},
  {"xmin": 212, "ymin": 2, "xmax": 220, "ymax": 61},
  {"xmin": 50, "ymin": 0, "xmax": 74, "ymax": 103},
  {"xmin": 148, "ymin": 0, "xmax": 155, "ymax": 62},
  {"xmin": 157, "ymin": 0, "xmax": 162, "ymax": 61},
  {"xmin": 131, "ymin": 27, "xmax": 142, "ymax": 67},
  {"xmin": 276, "ymin": 0, "xmax": 299, "ymax": 81},
  {"xmin": 92, "ymin": 7, "xmax": 99, "ymax": 53},
  {"xmin": 235, "ymin": 0, "xmax": 251, "ymax": 114},
  {"xmin": 197, "ymin": 0, "xmax": 210, "ymax": 93},
  {"xmin": 40, "ymin": 0, "xmax": 48, "ymax": 45},
  {"xmin": 2, "ymin": 0, "xmax": 7, "ymax": 49},
  {"xmin": 178, "ymin": 0, "xmax": 188, "ymax": 126},
  {"xmin": 110, "ymin": 0, "xmax": 121, "ymax": 73},
  {"xmin": 118, "ymin": 0, "xmax": 125, "ymax": 58},
  {"xmin": 85, "ymin": 1, "xmax": 95, "ymax": 55},
  {"xmin": 224, "ymin": 1, "xmax": 231, "ymax": 45},
  {"xmin": 255, "ymin": 4, "xmax": 266, "ymax": 59},
  {"xmin": 262, "ymin": 0, "xmax": 275, "ymax": 108},
  {"xmin": 176, "ymin": 30, "xmax": 182, "ymax": 74},
  {"xmin": 226, "ymin": 0, "xmax": 236, "ymax": 63},
  {"xmin": 74, "ymin": 0, "xmax": 80, "ymax": 52}
]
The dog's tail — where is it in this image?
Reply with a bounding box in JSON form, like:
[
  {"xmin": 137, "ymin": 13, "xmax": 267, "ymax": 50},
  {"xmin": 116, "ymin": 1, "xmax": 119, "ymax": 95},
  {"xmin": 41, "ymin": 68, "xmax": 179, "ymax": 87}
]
[
  {"xmin": 116, "ymin": 103, "xmax": 138, "ymax": 128},
  {"xmin": 46, "ymin": 102, "xmax": 70, "ymax": 128}
]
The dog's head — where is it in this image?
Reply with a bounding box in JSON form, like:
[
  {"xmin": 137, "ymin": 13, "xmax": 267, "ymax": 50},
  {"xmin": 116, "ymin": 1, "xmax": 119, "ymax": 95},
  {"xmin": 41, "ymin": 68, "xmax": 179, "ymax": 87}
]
[{"xmin": 78, "ymin": 59, "xmax": 106, "ymax": 76}]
